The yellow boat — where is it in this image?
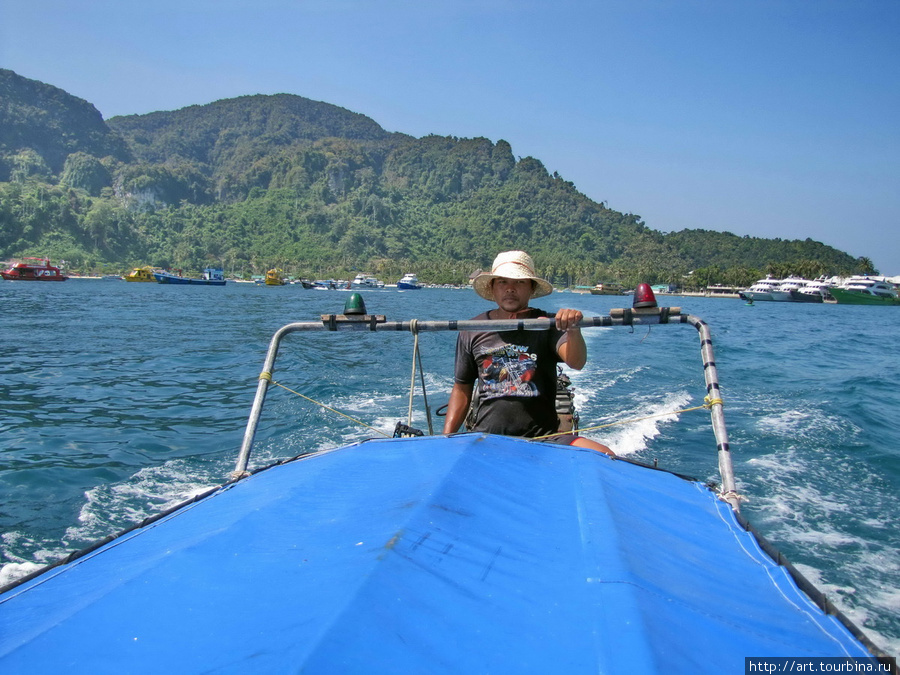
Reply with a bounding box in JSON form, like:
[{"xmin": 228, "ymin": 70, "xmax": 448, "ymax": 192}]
[
  {"xmin": 589, "ymin": 282, "xmax": 625, "ymax": 295},
  {"xmin": 124, "ymin": 266, "xmax": 156, "ymax": 282},
  {"xmin": 265, "ymin": 269, "xmax": 286, "ymax": 286}
]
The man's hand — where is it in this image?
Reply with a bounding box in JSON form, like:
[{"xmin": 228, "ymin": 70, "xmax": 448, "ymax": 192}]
[{"xmin": 554, "ymin": 308, "xmax": 583, "ymax": 332}]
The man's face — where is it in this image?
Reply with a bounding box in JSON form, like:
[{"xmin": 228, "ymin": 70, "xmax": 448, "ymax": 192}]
[{"xmin": 491, "ymin": 277, "xmax": 534, "ymax": 314}]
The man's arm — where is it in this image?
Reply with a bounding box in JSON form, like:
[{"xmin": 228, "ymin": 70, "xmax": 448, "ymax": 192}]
[
  {"xmin": 442, "ymin": 382, "xmax": 474, "ymax": 434},
  {"xmin": 555, "ymin": 308, "xmax": 587, "ymax": 370}
]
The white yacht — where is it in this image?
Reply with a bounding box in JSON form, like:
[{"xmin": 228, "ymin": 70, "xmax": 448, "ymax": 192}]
[
  {"xmin": 791, "ymin": 278, "xmax": 834, "ymax": 303},
  {"xmin": 830, "ymin": 276, "xmax": 900, "ymax": 305},
  {"xmin": 775, "ymin": 276, "xmax": 806, "ymax": 291},
  {"xmin": 774, "ymin": 276, "xmax": 810, "ymax": 302},
  {"xmin": 739, "ymin": 276, "xmax": 790, "ymax": 302},
  {"xmin": 397, "ymin": 273, "xmax": 422, "ymax": 290},
  {"xmin": 351, "ymin": 273, "xmax": 380, "ymax": 288}
]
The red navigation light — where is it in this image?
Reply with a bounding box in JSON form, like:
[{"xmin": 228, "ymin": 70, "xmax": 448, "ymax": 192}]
[{"xmin": 633, "ymin": 283, "xmax": 658, "ymax": 309}]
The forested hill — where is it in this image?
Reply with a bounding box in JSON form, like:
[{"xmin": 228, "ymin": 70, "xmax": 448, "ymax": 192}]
[
  {"xmin": 107, "ymin": 94, "xmax": 402, "ymax": 188},
  {"xmin": 0, "ymin": 69, "xmax": 871, "ymax": 283},
  {"xmin": 0, "ymin": 69, "xmax": 131, "ymax": 177}
]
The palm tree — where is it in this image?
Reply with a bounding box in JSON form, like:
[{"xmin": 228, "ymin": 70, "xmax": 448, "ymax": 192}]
[{"xmin": 856, "ymin": 256, "xmax": 877, "ymax": 275}]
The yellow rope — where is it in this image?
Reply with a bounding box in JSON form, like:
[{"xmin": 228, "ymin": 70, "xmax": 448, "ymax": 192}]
[
  {"xmin": 534, "ymin": 397, "xmax": 724, "ymax": 441},
  {"xmin": 259, "ymin": 372, "xmax": 392, "ymax": 438},
  {"xmin": 258, "ymin": 364, "xmax": 724, "ymax": 445},
  {"xmin": 407, "ymin": 319, "xmax": 419, "ymax": 426}
]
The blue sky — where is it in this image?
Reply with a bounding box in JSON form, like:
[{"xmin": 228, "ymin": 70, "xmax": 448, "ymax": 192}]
[{"xmin": 2, "ymin": 0, "xmax": 898, "ymax": 273}]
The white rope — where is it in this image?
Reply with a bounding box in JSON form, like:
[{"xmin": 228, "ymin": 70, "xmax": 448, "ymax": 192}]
[{"xmin": 407, "ymin": 319, "xmax": 419, "ymax": 426}]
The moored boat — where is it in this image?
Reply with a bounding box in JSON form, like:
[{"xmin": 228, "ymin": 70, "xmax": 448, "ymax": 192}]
[
  {"xmin": 0, "ymin": 298, "xmax": 892, "ymax": 673},
  {"xmin": 829, "ymin": 276, "xmax": 900, "ymax": 305},
  {"xmin": 789, "ymin": 278, "xmax": 834, "ymax": 303},
  {"xmin": 1, "ymin": 257, "xmax": 68, "ymax": 281},
  {"xmin": 774, "ymin": 276, "xmax": 810, "ymax": 301},
  {"xmin": 265, "ymin": 268, "xmax": 286, "ymax": 286},
  {"xmin": 352, "ymin": 273, "xmax": 382, "ymax": 288},
  {"xmin": 589, "ymin": 282, "xmax": 624, "ymax": 295},
  {"xmin": 397, "ymin": 272, "xmax": 422, "ymax": 290},
  {"xmin": 789, "ymin": 288, "xmax": 824, "ymax": 303},
  {"xmin": 311, "ymin": 279, "xmax": 349, "ymax": 290},
  {"xmin": 124, "ymin": 266, "xmax": 157, "ymax": 282},
  {"xmin": 739, "ymin": 275, "xmax": 790, "ymax": 302},
  {"xmin": 153, "ymin": 268, "xmax": 226, "ymax": 286}
]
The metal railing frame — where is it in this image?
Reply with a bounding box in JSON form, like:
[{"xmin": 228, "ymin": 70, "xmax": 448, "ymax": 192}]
[{"xmin": 234, "ymin": 306, "xmax": 739, "ymax": 511}]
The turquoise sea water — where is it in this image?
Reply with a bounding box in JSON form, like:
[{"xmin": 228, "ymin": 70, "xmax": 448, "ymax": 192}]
[{"xmin": 1, "ymin": 280, "xmax": 898, "ymax": 655}]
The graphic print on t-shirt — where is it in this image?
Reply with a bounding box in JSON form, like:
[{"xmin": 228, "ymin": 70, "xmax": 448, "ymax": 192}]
[{"xmin": 478, "ymin": 344, "xmax": 539, "ymax": 399}]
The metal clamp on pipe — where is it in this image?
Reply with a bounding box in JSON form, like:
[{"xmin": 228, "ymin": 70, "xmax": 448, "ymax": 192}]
[
  {"xmin": 320, "ymin": 313, "xmax": 387, "ymax": 331},
  {"xmin": 609, "ymin": 306, "xmax": 681, "ymax": 324},
  {"xmin": 610, "ymin": 284, "xmax": 681, "ymax": 324},
  {"xmin": 320, "ymin": 292, "xmax": 386, "ymax": 330}
]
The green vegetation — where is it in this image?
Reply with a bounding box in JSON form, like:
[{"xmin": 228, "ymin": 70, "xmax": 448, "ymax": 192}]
[{"xmin": 0, "ymin": 68, "xmax": 875, "ymax": 285}]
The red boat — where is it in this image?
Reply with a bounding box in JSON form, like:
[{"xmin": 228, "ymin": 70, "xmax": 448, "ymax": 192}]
[{"xmin": 1, "ymin": 258, "xmax": 69, "ymax": 281}]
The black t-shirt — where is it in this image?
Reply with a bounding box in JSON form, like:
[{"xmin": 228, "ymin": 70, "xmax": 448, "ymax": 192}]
[{"xmin": 453, "ymin": 308, "xmax": 567, "ymax": 437}]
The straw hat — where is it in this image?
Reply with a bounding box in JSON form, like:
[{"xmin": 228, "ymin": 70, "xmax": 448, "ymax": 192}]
[{"xmin": 472, "ymin": 250, "xmax": 553, "ymax": 301}]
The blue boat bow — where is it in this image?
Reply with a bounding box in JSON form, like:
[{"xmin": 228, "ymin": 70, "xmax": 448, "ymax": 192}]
[{"xmin": 0, "ymin": 301, "xmax": 893, "ymax": 673}]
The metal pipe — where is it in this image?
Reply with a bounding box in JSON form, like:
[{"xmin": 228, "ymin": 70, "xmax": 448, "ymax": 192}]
[
  {"xmin": 685, "ymin": 315, "xmax": 739, "ymax": 511},
  {"xmin": 233, "ymin": 323, "xmax": 297, "ymax": 478}
]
